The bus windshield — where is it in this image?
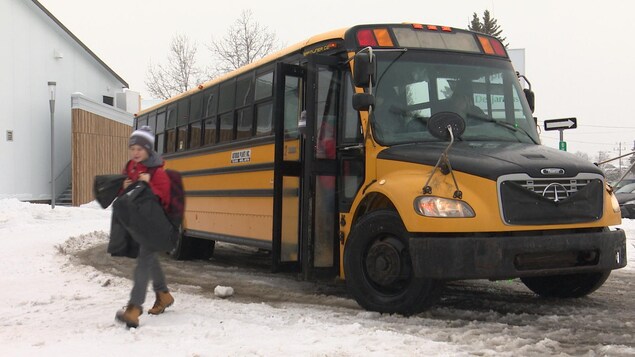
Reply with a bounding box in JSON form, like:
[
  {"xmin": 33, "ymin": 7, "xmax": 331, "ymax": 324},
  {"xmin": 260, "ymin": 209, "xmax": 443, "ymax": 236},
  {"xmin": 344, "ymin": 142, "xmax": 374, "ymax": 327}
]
[{"xmin": 371, "ymin": 51, "xmax": 539, "ymax": 146}]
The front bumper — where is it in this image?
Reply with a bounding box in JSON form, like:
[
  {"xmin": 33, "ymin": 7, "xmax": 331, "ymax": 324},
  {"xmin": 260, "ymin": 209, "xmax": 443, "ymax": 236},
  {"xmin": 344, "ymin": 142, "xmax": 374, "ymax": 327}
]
[{"xmin": 409, "ymin": 229, "xmax": 627, "ymax": 280}]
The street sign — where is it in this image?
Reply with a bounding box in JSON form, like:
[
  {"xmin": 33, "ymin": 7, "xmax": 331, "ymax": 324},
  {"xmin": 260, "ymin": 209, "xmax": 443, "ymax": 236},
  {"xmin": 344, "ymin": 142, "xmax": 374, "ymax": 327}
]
[
  {"xmin": 559, "ymin": 141, "xmax": 567, "ymax": 151},
  {"xmin": 544, "ymin": 117, "xmax": 577, "ymax": 131}
]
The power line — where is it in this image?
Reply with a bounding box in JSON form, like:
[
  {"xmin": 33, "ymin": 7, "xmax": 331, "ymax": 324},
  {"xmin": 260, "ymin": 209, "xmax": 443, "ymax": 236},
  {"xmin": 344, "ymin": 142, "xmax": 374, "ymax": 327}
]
[
  {"xmin": 580, "ymin": 124, "xmax": 635, "ymax": 129},
  {"xmin": 540, "ymin": 135, "xmax": 633, "ymax": 147}
]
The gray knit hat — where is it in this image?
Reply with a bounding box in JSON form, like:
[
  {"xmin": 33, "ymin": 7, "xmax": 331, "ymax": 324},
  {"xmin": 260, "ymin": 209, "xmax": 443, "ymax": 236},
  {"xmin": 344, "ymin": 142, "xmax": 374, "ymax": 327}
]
[{"xmin": 129, "ymin": 125, "xmax": 155, "ymax": 152}]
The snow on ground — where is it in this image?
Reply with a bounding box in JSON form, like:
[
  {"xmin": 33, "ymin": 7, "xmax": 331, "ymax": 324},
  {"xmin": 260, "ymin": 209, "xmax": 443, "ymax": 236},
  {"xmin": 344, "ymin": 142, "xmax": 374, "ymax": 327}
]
[{"xmin": 0, "ymin": 198, "xmax": 634, "ymax": 356}]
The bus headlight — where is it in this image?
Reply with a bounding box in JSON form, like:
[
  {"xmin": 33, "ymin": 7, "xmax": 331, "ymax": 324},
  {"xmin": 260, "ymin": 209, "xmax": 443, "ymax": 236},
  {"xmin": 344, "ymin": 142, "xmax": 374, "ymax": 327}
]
[
  {"xmin": 414, "ymin": 196, "xmax": 475, "ymax": 218},
  {"xmin": 610, "ymin": 193, "xmax": 620, "ymax": 213}
]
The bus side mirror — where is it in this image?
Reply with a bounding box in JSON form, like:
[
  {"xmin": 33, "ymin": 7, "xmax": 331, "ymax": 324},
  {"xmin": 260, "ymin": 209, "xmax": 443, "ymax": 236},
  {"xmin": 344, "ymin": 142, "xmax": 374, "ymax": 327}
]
[
  {"xmin": 523, "ymin": 88, "xmax": 535, "ymax": 113},
  {"xmin": 353, "ymin": 52, "xmax": 376, "ymax": 88},
  {"xmin": 352, "ymin": 93, "xmax": 375, "ymax": 111}
]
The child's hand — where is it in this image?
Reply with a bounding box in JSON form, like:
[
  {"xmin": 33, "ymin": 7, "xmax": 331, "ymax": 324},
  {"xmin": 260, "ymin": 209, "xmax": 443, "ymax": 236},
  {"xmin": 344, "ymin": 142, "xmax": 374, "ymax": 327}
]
[
  {"xmin": 138, "ymin": 173, "xmax": 151, "ymax": 182},
  {"xmin": 123, "ymin": 179, "xmax": 132, "ymax": 189}
]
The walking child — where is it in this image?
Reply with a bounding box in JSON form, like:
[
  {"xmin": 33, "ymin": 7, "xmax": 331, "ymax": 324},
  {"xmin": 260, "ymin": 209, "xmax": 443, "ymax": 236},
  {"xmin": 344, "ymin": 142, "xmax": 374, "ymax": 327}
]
[{"xmin": 114, "ymin": 126, "xmax": 175, "ymax": 328}]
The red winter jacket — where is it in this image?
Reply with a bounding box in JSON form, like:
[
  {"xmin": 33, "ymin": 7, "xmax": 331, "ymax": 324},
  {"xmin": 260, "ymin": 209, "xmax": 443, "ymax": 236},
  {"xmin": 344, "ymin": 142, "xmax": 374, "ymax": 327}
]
[{"xmin": 123, "ymin": 159, "xmax": 171, "ymax": 210}]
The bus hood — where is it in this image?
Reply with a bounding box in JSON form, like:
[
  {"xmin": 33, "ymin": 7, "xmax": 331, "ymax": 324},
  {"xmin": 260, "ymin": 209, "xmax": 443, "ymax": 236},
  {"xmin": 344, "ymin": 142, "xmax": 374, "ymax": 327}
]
[{"xmin": 377, "ymin": 142, "xmax": 604, "ymax": 180}]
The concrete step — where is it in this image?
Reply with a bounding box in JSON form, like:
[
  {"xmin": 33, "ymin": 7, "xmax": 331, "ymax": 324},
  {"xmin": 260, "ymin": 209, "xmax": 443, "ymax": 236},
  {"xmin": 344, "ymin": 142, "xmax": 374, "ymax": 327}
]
[{"xmin": 57, "ymin": 184, "xmax": 72, "ymax": 206}]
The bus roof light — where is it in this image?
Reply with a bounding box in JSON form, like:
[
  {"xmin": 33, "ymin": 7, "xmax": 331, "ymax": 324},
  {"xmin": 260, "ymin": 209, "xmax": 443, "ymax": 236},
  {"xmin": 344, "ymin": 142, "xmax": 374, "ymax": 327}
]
[
  {"xmin": 373, "ymin": 28, "xmax": 394, "ymax": 46},
  {"xmin": 441, "ymin": 26, "xmax": 452, "ymax": 32},
  {"xmin": 426, "ymin": 25, "xmax": 438, "ymax": 31},
  {"xmin": 412, "ymin": 23, "xmax": 424, "ymax": 30},
  {"xmin": 478, "ymin": 35, "xmax": 495, "ymax": 55},
  {"xmin": 477, "ymin": 35, "xmax": 507, "ymax": 56},
  {"xmin": 490, "ymin": 38, "xmax": 507, "ymax": 56},
  {"xmin": 357, "ymin": 29, "xmax": 378, "ymax": 47}
]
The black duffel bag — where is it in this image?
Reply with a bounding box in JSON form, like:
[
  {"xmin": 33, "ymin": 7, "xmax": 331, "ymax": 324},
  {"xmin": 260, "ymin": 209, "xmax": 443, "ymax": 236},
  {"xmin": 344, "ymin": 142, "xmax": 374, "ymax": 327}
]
[
  {"xmin": 93, "ymin": 174, "xmax": 127, "ymax": 208},
  {"xmin": 111, "ymin": 182, "xmax": 178, "ymax": 253}
]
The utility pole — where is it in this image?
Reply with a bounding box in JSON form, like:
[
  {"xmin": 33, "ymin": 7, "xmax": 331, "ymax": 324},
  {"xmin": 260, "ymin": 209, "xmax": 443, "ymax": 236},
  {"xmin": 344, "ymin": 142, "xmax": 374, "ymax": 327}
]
[
  {"xmin": 48, "ymin": 82, "xmax": 56, "ymax": 209},
  {"xmin": 614, "ymin": 142, "xmax": 628, "ymax": 174}
]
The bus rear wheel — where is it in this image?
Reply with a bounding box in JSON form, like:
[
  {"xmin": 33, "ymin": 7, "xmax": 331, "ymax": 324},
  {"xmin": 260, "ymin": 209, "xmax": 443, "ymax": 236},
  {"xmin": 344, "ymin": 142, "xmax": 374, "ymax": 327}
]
[
  {"xmin": 171, "ymin": 225, "xmax": 193, "ymax": 260},
  {"xmin": 171, "ymin": 226, "xmax": 215, "ymax": 261},
  {"xmin": 193, "ymin": 239, "xmax": 215, "ymax": 260},
  {"xmin": 344, "ymin": 210, "xmax": 442, "ymax": 315},
  {"xmin": 520, "ymin": 271, "xmax": 611, "ymax": 298}
]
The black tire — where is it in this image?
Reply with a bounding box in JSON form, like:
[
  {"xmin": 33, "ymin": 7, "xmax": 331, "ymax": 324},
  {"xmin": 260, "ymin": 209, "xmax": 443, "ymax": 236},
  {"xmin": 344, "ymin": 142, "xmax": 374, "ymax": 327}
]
[
  {"xmin": 192, "ymin": 238, "xmax": 215, "ymax": 260},
  {"xmin": 521, "ymin": 271, "xmax": 611, "ymax": 298},
  {"xmin": 171, "ymin": 226, "xmax": 194, "ymax": 260},
  {"xmin": 343, "ymin": 210, "xmax": 443, "ymax": 315}
]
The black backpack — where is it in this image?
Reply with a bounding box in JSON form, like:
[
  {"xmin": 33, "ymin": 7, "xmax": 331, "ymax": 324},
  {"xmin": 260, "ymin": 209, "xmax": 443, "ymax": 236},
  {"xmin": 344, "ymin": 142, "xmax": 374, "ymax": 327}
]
[{"xmin": 143, "ymin": 164, "xmax": 185, "ymax": 228}]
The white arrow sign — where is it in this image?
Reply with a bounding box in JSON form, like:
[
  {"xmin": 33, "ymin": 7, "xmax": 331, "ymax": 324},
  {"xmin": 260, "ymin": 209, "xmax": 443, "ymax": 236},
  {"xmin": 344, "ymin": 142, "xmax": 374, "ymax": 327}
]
[{"xmin": 544, "ymin": 118, "xmax": 577, "ymax": 131}]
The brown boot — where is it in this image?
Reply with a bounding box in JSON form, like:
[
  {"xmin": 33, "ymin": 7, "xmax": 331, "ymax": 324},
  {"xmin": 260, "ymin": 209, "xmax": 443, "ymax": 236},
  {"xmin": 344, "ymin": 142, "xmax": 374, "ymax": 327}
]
[
  {"xmin": 148, "ymin": 291, "xmax": 174, "ymax": 315},
  {"xmin": 115, "ymin": 304, "xmax": 142, "ymax": 328}
]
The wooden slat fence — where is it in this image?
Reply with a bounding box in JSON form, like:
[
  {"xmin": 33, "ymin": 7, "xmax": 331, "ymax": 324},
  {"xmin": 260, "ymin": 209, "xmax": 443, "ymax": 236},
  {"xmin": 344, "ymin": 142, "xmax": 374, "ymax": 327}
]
[{"xmin": 72, "ymin": 108, "xmax": 132, "ymax": 206}]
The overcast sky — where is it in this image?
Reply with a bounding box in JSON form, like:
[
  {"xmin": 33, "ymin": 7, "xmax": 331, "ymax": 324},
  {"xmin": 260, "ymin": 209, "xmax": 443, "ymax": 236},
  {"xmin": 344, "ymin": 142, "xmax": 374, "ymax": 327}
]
[{"xmin": 38, "ymin": 0, "xmax": 635, "ymax": 160}]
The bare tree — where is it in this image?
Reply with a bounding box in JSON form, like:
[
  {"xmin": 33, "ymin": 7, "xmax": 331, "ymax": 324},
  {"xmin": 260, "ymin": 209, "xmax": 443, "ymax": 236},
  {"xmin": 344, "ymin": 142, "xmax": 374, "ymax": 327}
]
[
  {"xmin": 145, "ymin": 34, "xmax": 204, "ymax": 100},
  {"xmin": 573, "ymin": 151, "xmax": 591, "ymax": 162},
  {"xmin": 208, "ymin": 10, "xmax": 280, "ymax": 75}
]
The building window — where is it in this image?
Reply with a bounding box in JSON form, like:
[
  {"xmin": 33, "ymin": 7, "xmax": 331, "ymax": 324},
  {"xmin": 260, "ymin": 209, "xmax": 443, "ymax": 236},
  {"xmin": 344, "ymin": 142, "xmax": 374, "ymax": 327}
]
[{"xmin": 103, "ymin": 96, "xmax": 114, "ymax": 106}]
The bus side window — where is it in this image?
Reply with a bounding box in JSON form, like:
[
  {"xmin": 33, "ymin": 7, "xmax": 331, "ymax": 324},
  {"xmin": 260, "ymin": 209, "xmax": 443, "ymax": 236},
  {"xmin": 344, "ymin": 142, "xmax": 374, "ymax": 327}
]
[
  {"xmin": 283, "ymin": 76, "xmax": 301, "ymax": 135},
  {"xmin": 255, "ymin": 72, "xmax": 274, "ymax": 137},
  {"xmin": 219, "ymin": 112, "xmax": 233, "ymax": 143},
  {"xmin": 236, "ymin": 107, "xmax": 253, "ymax": 140},
  {"xmin": 155, "ymin": 110, "xmax": 166, "ymax": 154},
  {"xmin": 137, "ymin": 115, "xmax": 148, "ymax": 129},
  {"xmin": 255, "ymin": 102, "xmax": 273, "ymax": 136},
  {"xmin": 176, "ymin": 99, "xmax": 189, "ymax": 151},
  {"xmin": 165, "ymin": 104, "xmax": 177, "ymax": 153},
  {"xmin": 236, "ymin": 73, "xmax": 254, "ymax": 139},
  {"xmin": 188, "ymin": 93, "xmax": 203, "ymax": 149}
]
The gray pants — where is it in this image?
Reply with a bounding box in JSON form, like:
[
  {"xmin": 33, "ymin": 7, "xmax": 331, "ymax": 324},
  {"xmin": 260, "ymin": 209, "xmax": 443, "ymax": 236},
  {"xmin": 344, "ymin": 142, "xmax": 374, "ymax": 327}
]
[{"xmin": 129, "ymin": 246, "xmax": 168, "ymax": 307}]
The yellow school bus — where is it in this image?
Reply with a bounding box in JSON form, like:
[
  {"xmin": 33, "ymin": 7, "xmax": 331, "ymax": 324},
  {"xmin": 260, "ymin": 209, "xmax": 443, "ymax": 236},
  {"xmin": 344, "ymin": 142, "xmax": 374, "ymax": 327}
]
[{"xmin": 134, "ymin": 23, "xmax": 627, "ymax": 314}]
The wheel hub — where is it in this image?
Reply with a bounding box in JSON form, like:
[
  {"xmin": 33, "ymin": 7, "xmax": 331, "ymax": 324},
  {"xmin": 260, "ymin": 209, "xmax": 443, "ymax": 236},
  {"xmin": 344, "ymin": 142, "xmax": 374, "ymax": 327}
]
[{"xmin": 366, "ymin": 240, "xmax": 403, "ymax": 286}]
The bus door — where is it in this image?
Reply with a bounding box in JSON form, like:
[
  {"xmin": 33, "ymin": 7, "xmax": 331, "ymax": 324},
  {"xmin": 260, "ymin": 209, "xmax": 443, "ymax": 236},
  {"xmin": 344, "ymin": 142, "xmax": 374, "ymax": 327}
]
[
  {"xmin": 303, "ymin": 55, "xmax": 341, "ymax": 279},
  {"xmin": 272, "ymin": 56, "xmax": 341, "ymax": 279},
  {"xmin": 272, "ymin": 63, "xmax": 305, "ymax": 272}
]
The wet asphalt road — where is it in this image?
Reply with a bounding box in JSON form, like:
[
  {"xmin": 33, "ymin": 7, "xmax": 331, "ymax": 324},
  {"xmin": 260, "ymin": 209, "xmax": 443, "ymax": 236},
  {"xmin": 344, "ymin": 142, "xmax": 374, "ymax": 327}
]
[{"xmin": 75, "ymin": 241, "xmax": 635, "ymax": 355}]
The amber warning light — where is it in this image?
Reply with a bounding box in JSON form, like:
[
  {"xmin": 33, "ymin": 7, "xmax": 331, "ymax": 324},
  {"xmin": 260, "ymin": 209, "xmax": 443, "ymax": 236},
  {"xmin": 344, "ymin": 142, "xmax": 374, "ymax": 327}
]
[
  {"xmin": 356, "ymin": 28, "xmax": 394, "ymax": 47},
  {"xmin": 477, "ymin": 35, "xmax": 506, "ymax": 56}
]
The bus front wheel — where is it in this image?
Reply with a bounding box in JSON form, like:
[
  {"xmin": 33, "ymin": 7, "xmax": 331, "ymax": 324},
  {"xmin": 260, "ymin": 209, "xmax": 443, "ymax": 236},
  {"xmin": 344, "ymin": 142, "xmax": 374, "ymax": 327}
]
[
  {"xmin": 520, "ymin": 271, "xmax": 611, "ymax": 298},
  {"xmin": 344, "ymin": 210, "xmax": 443, "ymax": 315}
]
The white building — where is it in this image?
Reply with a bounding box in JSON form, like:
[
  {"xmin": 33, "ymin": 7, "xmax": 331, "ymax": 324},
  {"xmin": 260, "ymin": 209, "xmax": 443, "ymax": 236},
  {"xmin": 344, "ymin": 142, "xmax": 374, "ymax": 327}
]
[{"xmin": 0, "ymin": 0, "xmax": 137, "ymax": 202}]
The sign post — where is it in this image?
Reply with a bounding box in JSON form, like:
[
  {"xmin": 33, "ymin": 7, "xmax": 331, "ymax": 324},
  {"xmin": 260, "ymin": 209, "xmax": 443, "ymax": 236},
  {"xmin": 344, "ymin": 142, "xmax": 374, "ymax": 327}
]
[{"xmin": 544, "ymin": 118, "xmax": 577, "ymax": 152}]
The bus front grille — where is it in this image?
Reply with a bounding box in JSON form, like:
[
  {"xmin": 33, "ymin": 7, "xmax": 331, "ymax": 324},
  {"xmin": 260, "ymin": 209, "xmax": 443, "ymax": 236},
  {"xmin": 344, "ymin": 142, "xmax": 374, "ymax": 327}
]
[{"xmin": 497, "ymin": 174, "xmax": 604, "ymax": 225}]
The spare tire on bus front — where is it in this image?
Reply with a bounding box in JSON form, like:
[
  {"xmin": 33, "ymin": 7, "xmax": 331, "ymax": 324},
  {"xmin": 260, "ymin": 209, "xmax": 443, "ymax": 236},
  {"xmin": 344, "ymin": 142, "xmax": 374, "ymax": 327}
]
[{"xmin": 343, "ymin": 209, "xmax": 443, "ymax": 315}]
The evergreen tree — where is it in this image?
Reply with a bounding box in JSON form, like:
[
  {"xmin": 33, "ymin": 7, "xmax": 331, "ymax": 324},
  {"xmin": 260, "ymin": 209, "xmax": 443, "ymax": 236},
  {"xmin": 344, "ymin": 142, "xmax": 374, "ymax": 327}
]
[
  {"xmin": 468, "ymin": 10, "xmax": 507, "ymax": 47},
  {"xmin": 469, "ymin": 13, "xmax": 483, "ymax": 33}
]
